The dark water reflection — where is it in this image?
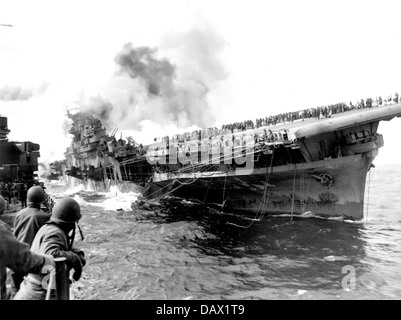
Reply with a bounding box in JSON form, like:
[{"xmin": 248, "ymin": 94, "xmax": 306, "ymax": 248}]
[
  {"xmin": 46, "ymin": 165, "xmax": 401, "ymax": 300},
  {"xmin": 69, "ymin": 195, "xmax": 376, "ymax": 300}
]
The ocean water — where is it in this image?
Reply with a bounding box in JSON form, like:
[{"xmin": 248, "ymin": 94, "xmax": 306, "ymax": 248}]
[{"xmin": 44, "ymin": 163, "xmax": 401, "ymax": 300}]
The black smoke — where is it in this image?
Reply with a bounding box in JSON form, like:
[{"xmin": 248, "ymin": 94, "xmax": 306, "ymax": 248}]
[
  {"xmin": 115, "ymin": 44, "xmax": 176, "ymax": 98},
  {"xmin": 74, "ymin": 25, "xmax": 228, "ymax": 134}
]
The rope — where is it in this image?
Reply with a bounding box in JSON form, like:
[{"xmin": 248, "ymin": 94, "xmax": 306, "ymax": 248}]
[
  {"xmin": 149, "ymin": 168, "xmax": 214, "ymax": 201},
  {"xmin": 299, "ymin": 171, "xmax": 305, "ymax": 213},
  {"xmin": 302, "ymin": 174, "xmax": 312, "ymax": 213},
  {"xmin": 143, "ymin": 179, "xmax": 177, "ymax": 199},
  {"xmin": 221, "ymin": 174, "xmax": 227, "ymax": 213},
  {"xmin": 175, "ymin": 176, "xmax": 201, "ymax": 185},
  {"xmin": 254, "ymin": 149, "xmax": 275, "ymax": 220},
  {"xmin": 225, "ymin": 185, "xmax": 270, "ymax": 228},
  {"xmin": 141, "ymin": 140, "xmax": 281, "ymax": 211},
  {"xmin": 145, "ymin": 161, "xmax": 232, "ymax": 202},
  {"xmin": 291, "ymin": 165, "xmax": 296, "ymax": 221},
  {"xmin": 202, "ymin": 179, "xmax": 211, "ymax": 205},
  {"xmin": 366, "ymin": 167, "xmax": 373, "ymax": 223},
  {"xmin": 226, "ymin": 148, "xmax": 275, "ymax": 228}
]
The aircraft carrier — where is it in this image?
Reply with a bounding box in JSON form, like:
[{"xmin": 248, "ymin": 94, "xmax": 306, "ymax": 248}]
[{"xmin": 61, "ymin": 101, "xmax": 401, "ymax": 220}]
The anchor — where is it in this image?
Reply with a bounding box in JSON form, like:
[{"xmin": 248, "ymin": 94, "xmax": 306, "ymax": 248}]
[{"xmin": 311, "ymin": 173, "xmax": 334, "ymax": 187}]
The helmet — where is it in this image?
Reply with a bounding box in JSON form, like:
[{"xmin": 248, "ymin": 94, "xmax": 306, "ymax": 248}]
[
  {"xmin": 50, "ymin": 197, "xmax": 81, "ymax": 224},
  {"xmin": 0, "ymin": 196, "xmax": 6, "ymax": 212},
  {"xmin": 27, "ymin": 186, "xmax": 46, "ymax": 204}
]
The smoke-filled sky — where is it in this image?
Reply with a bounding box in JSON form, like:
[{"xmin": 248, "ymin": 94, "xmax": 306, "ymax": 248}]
[{"xmin": 1, "ymin": 0, "xmax": 401, "ymax": 164}]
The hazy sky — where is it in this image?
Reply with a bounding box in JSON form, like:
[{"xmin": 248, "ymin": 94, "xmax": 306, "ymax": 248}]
[{"xmin": 1, "ymin": 0, "xmax": 401, "ymax": 164}]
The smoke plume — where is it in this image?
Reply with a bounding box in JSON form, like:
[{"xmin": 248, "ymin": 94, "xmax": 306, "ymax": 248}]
[
  {"xmin": 115, "ymin": 45, "xmax": 176, "ymax": 98},
  {"xmin": 72, "ymin": 25, "xmax": 228, "ymax": 142},
  {"xmin": 0, "ymin": 83, "xmax": 49, "ymax": 101}
]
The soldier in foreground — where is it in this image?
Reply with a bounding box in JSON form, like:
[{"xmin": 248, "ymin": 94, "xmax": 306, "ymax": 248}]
[
  {"xmin": 14, "ymin": 197, "xmax": 86, "ymax": 300},
  {"xmin": 0, "ymin": 196, "xmax": 54, "ymax": 300},
  {"xmin": 8, "ymin": 186, "xmax": 50, "ymax": 299}
]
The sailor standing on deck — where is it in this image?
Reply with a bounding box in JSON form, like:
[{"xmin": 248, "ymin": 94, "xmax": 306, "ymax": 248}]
[
  {"xmin": 0, "ymin": 196, "xmax": 54, "ymax": 300},
  {"xmin": 8, "ymin": 186, "xmax": 50, "ymax": 299},
  {"xmin": 19, "ymin": 184, "xmax": 28, "ymax": 208},
  {"xmin": 14, "ymin": 197, "xmax": 86, "ymax": 300}
]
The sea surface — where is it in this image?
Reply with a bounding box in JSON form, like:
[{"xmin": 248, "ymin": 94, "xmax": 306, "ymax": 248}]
[{"xmin": 44, "ymin": 163, "xmax": 401, "ymax": 300}]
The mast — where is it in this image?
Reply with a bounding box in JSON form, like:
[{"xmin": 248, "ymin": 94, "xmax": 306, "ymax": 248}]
[
  {"xmin": 0, "ymin": 115, "xmax": 11, "ymax": 140},
  {"xmin": 0, "ymin": 23, "xmax": 13, "ymax": 140}
]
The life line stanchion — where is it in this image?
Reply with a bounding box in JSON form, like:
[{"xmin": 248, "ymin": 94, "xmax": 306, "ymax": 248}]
[
  {"xmin": 45, "ymin": 270, "xmax": 56, "ymax": 300},
  {"xmin": 54, "ymin": 257, "xmax": 69, "ymax": 300},
  {"xmin": 70, "ymin": 280, "xmax": 76, "ymax": 300}
]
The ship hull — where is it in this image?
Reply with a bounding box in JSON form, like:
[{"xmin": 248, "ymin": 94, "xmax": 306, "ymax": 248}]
[{"xmin": 145, "ymin": 153, "xmax": 374, "ymax": 220}]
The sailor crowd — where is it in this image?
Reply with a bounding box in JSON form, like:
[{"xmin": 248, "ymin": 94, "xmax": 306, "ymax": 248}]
[
  {"xmin": 223, "ymin": 93, "xmax": 399, "ymax": 131},
  {"xmin": 0, "ymin": 185, "xmax": 86, "ymax": 300},
  {"xmin": 1, "ymin": 182, "xmax": 30, "ymax": 211},
  {"xmin": 154, "ymin": 93, "xmax": 399, "ymax": 143}
]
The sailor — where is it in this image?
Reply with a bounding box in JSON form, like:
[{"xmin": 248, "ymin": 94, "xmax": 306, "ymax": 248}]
[
  {"xmin": 0, "ymin": 183, "xmax": 10, "ymax": 210},
  {"xmin": 335, "ymin": 141, "xmax": 342, "ymax": 158},
  {"xmin": 0, "ymin": 195, "xmax": 4, "ymax": 214},
  {"xmin": 13, "ymin": 186, "xmax": 49, "ymax": 244},
  {"xmin": 19, "ymin": 184, "xmax": 28, "ymax": 208},
  {"xmin": 8, "ymin": 186, "xmax": 50, "ymax": 298},
  {"xmin": 14, "ymin": 197, "xmax": 86, "ymax": 300},
  {"xmin": 1, "ymin": 196, "xmax": 54, "ymax": 300}
]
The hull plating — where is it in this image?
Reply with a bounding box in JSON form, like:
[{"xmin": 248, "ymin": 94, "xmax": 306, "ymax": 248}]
[{"xmin": 146, "ymin": 154, "xmax": 373, "ymax": 220}]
